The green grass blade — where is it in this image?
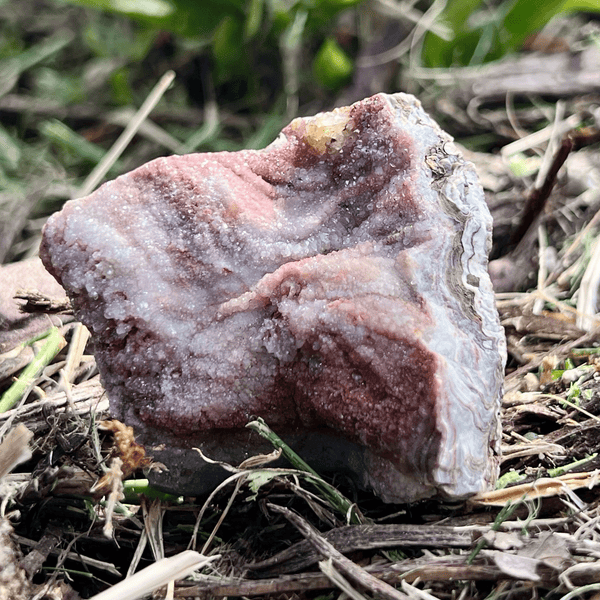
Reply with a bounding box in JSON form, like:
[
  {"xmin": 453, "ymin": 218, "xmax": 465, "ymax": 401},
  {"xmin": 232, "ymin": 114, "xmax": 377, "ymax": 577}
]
[
  {"xmin": 0, "ymin": 327, "xmax": 65, "ymax": 413},
  {"xmin": 246, "ymin": 417, "xmax": 364, "ymax": 524}
]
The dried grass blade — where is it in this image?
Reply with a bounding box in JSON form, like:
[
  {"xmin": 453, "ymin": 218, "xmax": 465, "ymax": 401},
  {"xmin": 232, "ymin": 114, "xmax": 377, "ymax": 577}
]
[
  {"xmin": 201, "ymin": 477, "xmax": 244, "ymax": 556},
  {"xmin": 143, "ymin": 498, "xmax": 165, "ymax": 561},
  {"xmin": 400, "ymin": 579, "xmax": 442, "ymax": 600},
  {"xmin": 471, "ymin": 473, "xmax": 600, "ymax": 506},
  {"xmin": 576, "ymin": 235, "xmax": 600, "ymax": 331},
  {"xmin": 500, "ymin": 114, "xmax": 580, "ymax": 158},
  {"xmin": 319, "ymin": 558, "xmax": 370, "ymax": 600},
  {"xmin": 76, "ymin": 70, "xmax": 175, "ymax": 199},
  {"xmin": 126, "ymin": 527, "xmax": 148, "ymax": 579},
  {"xmin": 89, "ymin": 550, "xmax": 218, "ymax": 600},
  {"xmin": 61, "ymin": 322, "xmax": 90, "ymax": 383}
]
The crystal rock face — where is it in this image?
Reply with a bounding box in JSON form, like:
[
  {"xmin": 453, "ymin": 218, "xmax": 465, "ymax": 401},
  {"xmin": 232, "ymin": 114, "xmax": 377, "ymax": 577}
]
[{"xmin": 40, "ymin": 93, "xmax": 506, "ymax": 502}]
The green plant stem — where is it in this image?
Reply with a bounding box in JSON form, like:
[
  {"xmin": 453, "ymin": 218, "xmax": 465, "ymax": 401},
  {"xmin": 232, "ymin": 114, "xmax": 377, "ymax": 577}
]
[
  {"xmin": 123, "ymin": 479, "xmax": 184, "ymax": 503},
  {"xmin": 547, "ymin": 454, "xmax": 598, "ymax": 478},
  {"xmin": 0, "ymin": 327, "xmax": 65, "ymax": 413},
  {"xmin": 467, "ymin": 500, "xmax": 519, "ymax": 564},
  {"xmin": 571, "ymin": 347, "xmax": 600, "ymax": 356},
  {"xmin": 246, "ymin": 418, "xmax": 363, "ymax": 524}
]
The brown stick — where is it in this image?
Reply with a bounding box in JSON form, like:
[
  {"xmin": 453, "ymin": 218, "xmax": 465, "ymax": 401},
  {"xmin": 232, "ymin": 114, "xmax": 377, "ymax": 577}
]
[
  {"xmin": 509, "ymin": 136, "xmax": 573, "ymax": 249},
  {"xmin": 266, "ymin": 503, "xmax": 408, "ymax": 600},
  {"xmin": 14, "ymin": 289, "xmax": 72, "ymax": 314},
  {"xmin": 173, "ymin": 556, "xmax": 561, "ymax": 598},
  {"xmin": 247, "ymin": 522, "xmax": 476, "ymax": 575},
  {"xmin": 509, "ymin": 125, "xmax": 600, "ymax": 251}
]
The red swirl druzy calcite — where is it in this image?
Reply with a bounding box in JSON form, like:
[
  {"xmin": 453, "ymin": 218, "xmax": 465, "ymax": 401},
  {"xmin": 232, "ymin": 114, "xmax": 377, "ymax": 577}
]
[{"xmin": 41, "ymin": 93, "xmax": 505, "ymax": 502}]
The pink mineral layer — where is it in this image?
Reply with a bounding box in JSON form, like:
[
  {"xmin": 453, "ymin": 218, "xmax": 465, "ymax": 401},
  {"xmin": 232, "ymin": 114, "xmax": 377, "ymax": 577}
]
[{"xmin": 40, "ymin": 93, "xmax": 506, "ymax": 502}]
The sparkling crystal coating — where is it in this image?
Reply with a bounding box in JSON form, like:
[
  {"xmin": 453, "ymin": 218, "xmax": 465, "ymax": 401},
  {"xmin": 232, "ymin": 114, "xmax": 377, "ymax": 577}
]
[{"xmin": 41, "ymin": 93, "xmax": 506, "ymax": 502}]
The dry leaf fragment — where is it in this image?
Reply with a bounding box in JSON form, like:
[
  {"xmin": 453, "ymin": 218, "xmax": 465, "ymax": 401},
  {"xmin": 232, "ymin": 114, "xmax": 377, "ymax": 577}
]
[
  {"xmin": 100, "ymin": 419, "xmax": 151, "ymax": 476},
  {"xmin": 482, "ymin": 530, "xmax": 523, "ymax": 551},
  {"xmin": 0, "ymin": 424, "xmax": 33, "ymax": 481},
  {"xmin": 523, "ymin": 372, "xmax": 540, "ymax": 391},
  {"xmin": 488, "ymin": 531, "xmax": 573, "ymax": 584},
  {"xmin": 540, "ymin": 355, "xmax": 560, "ymax": 386},
  {"xmin": 471, "ymin": 472, "xmax": 600, "ymax": 506},
  {"xmin": 487, "ymin": 551, "xmax": 542, "ymax": 582},
  {"xmin": 519, "ymin": 531, "xmax": 572, "ymax": 571},
  {"xmin": 92, "ymin": 420, "xmax": 152, "ymax": 498}
]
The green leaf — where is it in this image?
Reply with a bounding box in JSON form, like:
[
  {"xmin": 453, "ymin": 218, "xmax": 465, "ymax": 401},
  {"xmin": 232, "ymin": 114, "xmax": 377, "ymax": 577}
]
[
  {"xmin": 245, "ymin": 111, "xmax": 285, "ymax": 150},
  {"xmin": 423, "ymin": 0, "xmax": 574, "ymax": 67},
  {"xmin": 306, "ymin": 0, "xmax": 365, "ymax": 26},
  {"xmin": 83, "ymin": 14, "xmax": 157, "ymax": 60},
  {"xmin": 0, "ymin": 32, "xmax": 74, "ymax": 97},
  {"xmin": 0, "ymin": 125, "xmax": 22, "ymax": 171},
  {"xmin": 562, "ymin": 0, "xmax": 600, "ymax": 11},
  {"xmin": 313, "ymin": 36, "xmax": 353, "ymax": 89},
  {"xmin": 110, "ymin": 66, "xmax": 134, "ymax": 104},
  {"xmin": 0, "ymin": 328, "xmax": 65, "ymax": 413},
  {"xmin": 59, "ymin": 0, "xmax": 175, "ymax": 19},
  {"xmin": 123, "ymin": 479, "xmax": 184, "ymax": 502},
  {"xmin": 32, "ymin": 67, "xmax": 85, "ymax": 105},
  {"xmin": 547, "ymin": 453, "xmax": 598, "ymax": 477},
  {"xmin": 501, "ymin": 0, "xmax": 567, "ymax": 52},
  {"xmin": 246, "ymin": 418, "xmax": 364, "ymax": 524},
  {"xmin": 246, "ymin": 470, "xmax": 281, "ymax": 493},
  {"xmin": 495, "ymin": 470, "xmax": 526, "ymax": 489},
  {"xmin": 39, "ymin": 120, "xmax": 122, "ymax": 173},
  {"xmin": 244, "ymin": 0, "xmax": 264, "ymax": 39},
  {"xmin": 422, "ymin": 0, "xmax": 484, "ymax": 67},
  {"xmin": 213, "ymin": 15, "xmax": 246, "ymax": 74},
  {"xmin": 59, "ymin": 0, "xmax": 242, "ymax": 39},
  {"xmin": 508, "ymin": 153, "xmax": 542, "ymax": 178}
]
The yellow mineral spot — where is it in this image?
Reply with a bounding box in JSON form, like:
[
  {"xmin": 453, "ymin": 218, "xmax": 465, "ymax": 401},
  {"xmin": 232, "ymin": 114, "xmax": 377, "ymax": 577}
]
[{"xmin": 292, "ymin": 106, "xmax": 352, "ymax": 154}]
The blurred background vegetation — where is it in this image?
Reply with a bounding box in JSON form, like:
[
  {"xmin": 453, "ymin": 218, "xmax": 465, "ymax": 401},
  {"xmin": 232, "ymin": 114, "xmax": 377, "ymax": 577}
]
[{"xmin": 1, "ymin": 0, "xmax": 599, "ymax": 263}]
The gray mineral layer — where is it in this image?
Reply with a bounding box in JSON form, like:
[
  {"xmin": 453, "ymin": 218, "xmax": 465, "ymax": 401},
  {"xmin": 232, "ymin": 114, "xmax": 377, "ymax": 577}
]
[{"xmin": 40, "ymin": 93, "xmax": 506, "ymax": 502}]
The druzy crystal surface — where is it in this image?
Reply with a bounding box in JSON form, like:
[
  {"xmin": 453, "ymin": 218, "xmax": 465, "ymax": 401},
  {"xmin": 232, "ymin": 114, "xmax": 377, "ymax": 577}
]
[{"xmin": 40, "ymin": 93, "xmax": 505, "ymax": 502}]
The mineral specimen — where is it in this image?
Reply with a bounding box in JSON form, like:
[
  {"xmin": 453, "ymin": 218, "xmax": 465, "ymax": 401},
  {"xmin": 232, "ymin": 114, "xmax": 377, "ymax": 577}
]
[{"xmin": 40, "ymin": 93, "xmax": 506, "ymax": 502}]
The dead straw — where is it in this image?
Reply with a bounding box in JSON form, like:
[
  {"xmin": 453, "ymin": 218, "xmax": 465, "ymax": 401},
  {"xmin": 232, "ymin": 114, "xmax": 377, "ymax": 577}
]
[
  {"xmin": 75, "ymin": 70, "xmax": 175, "ymax": 199},
  {"xmin": 89, "ymin": 550, "xmax": 219, "ymax": 600}
]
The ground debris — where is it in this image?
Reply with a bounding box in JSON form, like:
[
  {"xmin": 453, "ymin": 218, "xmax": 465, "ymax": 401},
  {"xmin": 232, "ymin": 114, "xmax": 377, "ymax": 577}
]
[
  {"xmin": 14, "ymin": 289, "xmax": 72, "ymax": 315},
  {"xmin": 4, "ymin": 275, "xmax": 600, "ymax": 598},
  {"xmin": 0, "ymin": 517, "xmax": 34, "ymax": 600},
  {"xmin": 91, "ymin": 420, "xmax": 152, "ymax": 498},
  {"xmin": 4, "ymin": 39, "xmax": 600, "ymax": 600}
]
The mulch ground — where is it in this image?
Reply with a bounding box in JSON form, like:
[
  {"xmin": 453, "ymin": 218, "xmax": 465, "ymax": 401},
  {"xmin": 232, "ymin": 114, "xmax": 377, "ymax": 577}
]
[{"xmin": 2, "ymin": 6, "xmax": 600, "ymax": 598}]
